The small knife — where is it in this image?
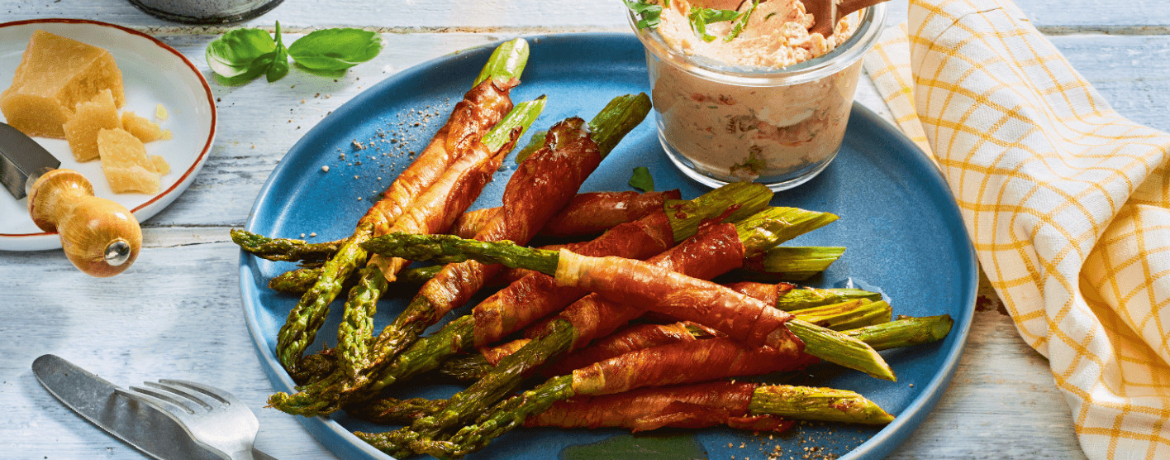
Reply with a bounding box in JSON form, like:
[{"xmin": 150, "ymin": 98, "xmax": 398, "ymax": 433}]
[
  {"xmin": 32, "ymin": 354, "xmax": 278, "ymax": 460},
  {"xmin": 0, "ymin": 122, "xmax": 141, "ymax": 277}
]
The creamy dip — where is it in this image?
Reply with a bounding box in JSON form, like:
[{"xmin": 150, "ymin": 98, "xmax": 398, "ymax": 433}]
[
  {"xmin": 657, "ymin": 0, "xmax": 858, "ymax": 68},
  {"xmin": 640, "ymin": 0, "xmax": 865, "ymax": 183}
]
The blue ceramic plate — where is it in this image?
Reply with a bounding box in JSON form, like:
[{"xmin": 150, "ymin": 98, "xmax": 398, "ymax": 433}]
[{"xmin": 240, "ymin": 33, "xmax": 977, "ymax": 460}]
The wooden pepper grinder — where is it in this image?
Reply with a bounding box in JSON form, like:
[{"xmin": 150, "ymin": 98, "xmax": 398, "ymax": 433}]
[{"xmin": 26, "ymin": 169, "xmax": 142, "ymax": 277}]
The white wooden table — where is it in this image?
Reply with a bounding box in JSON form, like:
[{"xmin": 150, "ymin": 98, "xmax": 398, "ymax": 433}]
[{"xmin": 6, "ymin": 0, "xmax": 1166, "ymax": 458}]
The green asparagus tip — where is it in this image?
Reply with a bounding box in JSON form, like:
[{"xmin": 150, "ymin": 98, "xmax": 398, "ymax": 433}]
[
  {"xmin": 749, "ymin": 385, "xmax": 895, "ymax": 425},
  {"xmin": 481, "ymin": 96, "xmax": 547, "ymax": 153},
  {"xmin": 474, "ymin": 38, "xmax": 529, "ymax": 86},
  {"xmin": 788, "ymin": 318, "xmax": 896, "ymax": 381},
  {"xmin": 846, "ymin": 314, "xmax": 954, "ymax": 351},
  {"xmin": 734, "ymin": 207, "xmax": 839, "ymax": 257},
  {"xmin": 587, "ymin": 93, "xmax": 652, "ymax": 157},
  {"xmin": 666, "ymin": 182, "xmax": 773, "ymax": 242}
]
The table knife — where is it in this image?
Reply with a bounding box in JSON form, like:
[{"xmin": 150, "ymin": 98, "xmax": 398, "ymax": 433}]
[
  {"xmin": 0, "ymin": 122, "xmax": 140, "ymax": 277},
  {"xmin": 32, "ymin": 354, "xmax": 278, "ymax": 460}
]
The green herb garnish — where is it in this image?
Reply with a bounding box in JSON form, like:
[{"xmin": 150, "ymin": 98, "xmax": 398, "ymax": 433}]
[
  {"xmin": 725, "ymin": 0, "xmax": 760, "ymax": 42},
  {"xmin": 625, "ymin": 0, "xmax": 665, "ymax": 30},
  {"xmin": 628, "ymin": 166, "xmax": 655, "ymax": 192},
  {"xmin": 688, "ymin": 7, "xmax": 740, "ymax": 42},
  {"xmin": 205, "ymin": 27, "xmax": 278, "ymax": 84},
  {"xmin": 206, "ymin": 22, "xmax": 383, "ymax": 84},
  {"xmin": 288, "ymin": 28, "xmax": 383, "ymax": 72}
]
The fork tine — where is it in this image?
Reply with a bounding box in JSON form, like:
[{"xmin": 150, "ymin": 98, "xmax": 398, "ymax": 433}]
[
  {"xmin": 145, "ymin": 381, "xmax": 215, "ymax": 411},
  {"xmin": 160, "ymin": 379, "xmax": 234, "ymax": 405},
  {"xmin": 115, "ymin": 386, "xmax": 196, "ymax": 415}
]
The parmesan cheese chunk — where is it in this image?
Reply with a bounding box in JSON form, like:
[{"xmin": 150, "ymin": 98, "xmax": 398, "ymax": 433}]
[
  {"xmin": 121, "ymin": 111, "xmax": 165, "ymax": 143},
  {"xmin": 62, "ymin": 89, "xmax": 120, "ymax": 162},
  {"xmin": 0, "ymin": 30, "xmax": 124, "ymax": 138},
  {"xmin": 98, "ymin": 128, "xmax": 159, "ymax": 194}
]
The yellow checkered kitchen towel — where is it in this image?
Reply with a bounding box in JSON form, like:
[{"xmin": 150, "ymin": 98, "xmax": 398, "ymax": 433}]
[{"xmin": 862, "ymin": 0, "xmax": 1170, "ymax": 458}]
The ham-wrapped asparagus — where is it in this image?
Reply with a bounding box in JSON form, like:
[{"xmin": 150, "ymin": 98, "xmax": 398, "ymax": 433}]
[
  {"xmin": 380, "ymin": 337, "xmax": 847, "ymax": 458},
  {"xmin": 353, "ymin": 207, "xmax": 845, "ymax": 454},
  {"xmin": 354, "ymin": 314, "xmax": 951, "ymax": 427},
  {"xmin": 234, "ymin": 190, "xmax": 683, "ymax": 263},
  {"xmin": 272, "ymin": 40, "xmax": 533, "ymax": 380},
  {"xmin": 269, "ymin": 183, "xmax": 771, "ymax": 417},
  {"xmin": 446, "ymin": 297, "xmax": 891, "ymax": 382},
  {"xmin": 361, "ymin": 220, "xmax": 892, "ymax": 380},
  {"xmin": 356, "ymin": 95, "xmax": 650, "ymax": 372},
  {"xmin": 267, "ymin": 94, "xmax": 653, "ymax": 413},
  {"xmin": 523, "ymin": 381, "xmax": 893, "ymax": 432}
]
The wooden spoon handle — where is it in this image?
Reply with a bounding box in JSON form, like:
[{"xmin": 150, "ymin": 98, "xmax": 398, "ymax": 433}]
[
  {"xmin": 808, "ymin": 0, "xmax": 888, "ymax": 37},
  {"xmin": 27, "ymin": 169, "xmax": 142, "ymax": 277}
]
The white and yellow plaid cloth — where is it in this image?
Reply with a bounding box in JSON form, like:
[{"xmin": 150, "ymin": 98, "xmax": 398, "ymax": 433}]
[{"xmin": 862, "ymin": 0, "xmax": 1170, "ymax": 458}]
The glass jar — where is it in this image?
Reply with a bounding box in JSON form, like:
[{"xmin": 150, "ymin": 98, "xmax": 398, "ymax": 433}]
[
  {"xmin": 128, "ymin": 0, "xmax": 284, "ymax": 24},
  {"xmin": 631, "ymin": 3, "xmax": 886, "ymax": 191}
]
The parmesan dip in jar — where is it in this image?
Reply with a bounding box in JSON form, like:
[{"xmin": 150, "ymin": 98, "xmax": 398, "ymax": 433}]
[{"xmin": 630, "ymin": 0, "xmax": 886, "ymax": 190}]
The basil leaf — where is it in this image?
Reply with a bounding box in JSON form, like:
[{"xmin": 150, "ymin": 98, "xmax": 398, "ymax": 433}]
[
  {"xmin": 725, "ymin": 0, "xmax": 759, "ymax": 42},
  {"xmin": 688, "ymin": 7, "xmax": 739, "ymax": 42},
  {"xmin": 625, "ymin": 0, "xmax": 663, "ymax": 30},
  {"xmin": 206, "ymin": 28, "xmax": 276, "ymax": 79},
  {"xmin": 288, "ymin": 28, "xmax": 383, "ymax": 71},
  {"xmin": 266, "ymin": 21, "xmax": 290, "ymax": 82},
  {"xmin": 628, "ymin": 166, "xmax": 655, "ymax": 192},
  {"xmin": 515, "ymin": 130, "xmax": 547, "ymax": 163}
]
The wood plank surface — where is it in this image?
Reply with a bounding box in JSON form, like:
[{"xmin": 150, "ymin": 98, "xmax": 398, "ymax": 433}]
[
  {"xmin": 3, "ymin": 0, "xmax": 1170, "ymax": 31},
  {"xmin": 3, "ymin": 0, "xmax": 1164, "ymax": 458}
]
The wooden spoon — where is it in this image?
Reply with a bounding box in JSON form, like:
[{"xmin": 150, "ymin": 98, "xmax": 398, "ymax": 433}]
[{"xmin": 805, "ymin": 0, "xmax": 890, "ymax": 37}]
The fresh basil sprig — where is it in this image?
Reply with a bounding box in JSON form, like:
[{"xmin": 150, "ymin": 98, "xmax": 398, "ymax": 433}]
[
  {"xmin": 625, "ymin": 0, "xmax": 665, "ymax": 30},
  {"xmin": 688, "ymin": 7, "xmax": 740, "ymax": 42},
  {"xmin": 206, "ymin": 21, "xmax": 383, "ymax": 84},
  {"xmin": 628, "ymin": 166, "xmax": 655, "ymax": 192}
]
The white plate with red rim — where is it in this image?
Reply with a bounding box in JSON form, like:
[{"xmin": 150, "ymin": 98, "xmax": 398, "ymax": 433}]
[{"xmin": 0, "ymin": 18, "xmax": 216, "ymax": 251}]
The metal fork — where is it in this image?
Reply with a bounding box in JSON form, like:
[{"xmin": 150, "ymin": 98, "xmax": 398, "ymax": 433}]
[{"xmin": 115, "ymin": 379, "xmax": 259, "ymax": 460}]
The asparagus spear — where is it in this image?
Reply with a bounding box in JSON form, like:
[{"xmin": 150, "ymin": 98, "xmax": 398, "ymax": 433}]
[
  {"xmin": 521, "ymin": 382, "xmax": 891, "ymax": 433},
  {"xmin": 748, "ymin": 384, "xmax": 894, "ymax": 424},
  {"xmin": 231, "ymin": 229, "xmax": 342, "ymax": 262},
  {"xmin": 847, "ymin": 314, "xmax": 954, "ymax": 350},
  {"xmin": 736, "ymin": 246, "xmax": 846, "ymax": 281},
  {"xmin": 795, "ymin": 299, "xmax": 892, "ymax": 331},
  {"xmin": 441, "ymin": 298, "xmax": 890, "ymax": 383},
  {"xmin": 272, "ymin": 40, "xmax": 529, "ymax": 380},
  {"xmin": 267, "ymin": 265, "xmax": 442, "ymax": 295},
  {"xmin": 242, "ymin": 189, "xmax": 684, "ymax": 265}
]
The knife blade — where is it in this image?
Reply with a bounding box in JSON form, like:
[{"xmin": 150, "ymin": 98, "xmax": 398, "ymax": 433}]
[
  {"xmin": 0, "ymin": 122, "xmax": 141, "ymax": 277},
  {"xmin": 32, "ymin": 354, "xmax": 279, "ymax": 460},
  {"xmin": 0, "ymin": 119, "xmax": 57, "ymax": 199}
]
